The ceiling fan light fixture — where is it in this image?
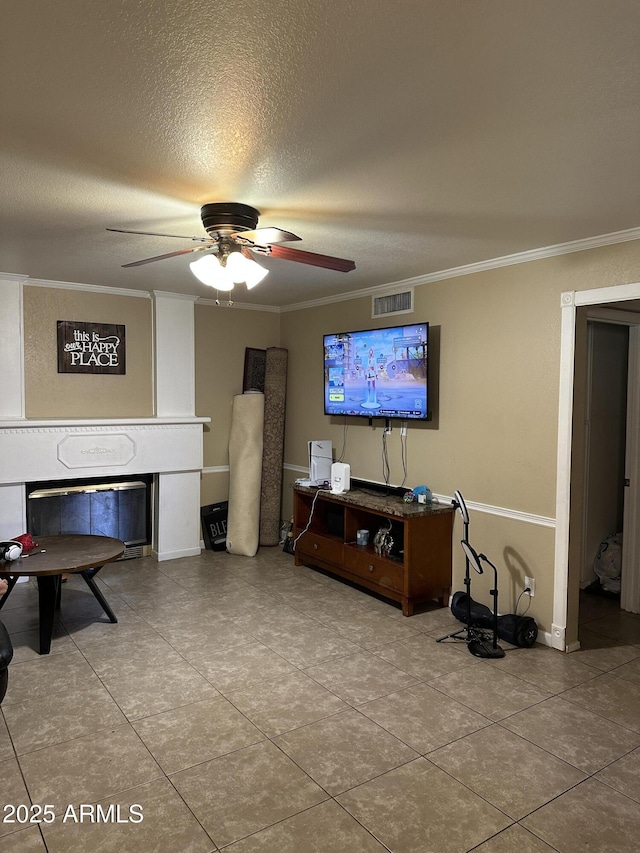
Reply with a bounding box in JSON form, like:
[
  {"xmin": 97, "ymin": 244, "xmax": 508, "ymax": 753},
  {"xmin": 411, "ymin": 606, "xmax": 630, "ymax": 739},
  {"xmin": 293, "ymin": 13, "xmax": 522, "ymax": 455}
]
[
  {"xmin": 189, "ymin": 254, "xmax": 234, "ymax": 290},
  {"xmin": 110, "ymin": 200, "xmax": 355, "ymax": 282},
  {"xmin": 225, "ymin": 250, "xmax": 269, "ymax": 289},
  {"xmin": 245, "ymin": 261, "xmax": 269, "ymax": 290}
]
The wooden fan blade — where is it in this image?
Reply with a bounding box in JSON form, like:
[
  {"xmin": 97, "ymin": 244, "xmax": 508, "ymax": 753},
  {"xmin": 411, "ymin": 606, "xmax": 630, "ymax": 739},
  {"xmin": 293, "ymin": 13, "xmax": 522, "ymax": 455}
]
[
  {"xmin": 263, "ymin": 244, "xmax": 356, "ymax": 272},
  {"xmin": 236, "ymin": 227, "xmax": 301, "ymax": 244},
  {"xmin": 107, "ymin": 227, "xmax": 212, "ymax": 243},
  {"xmin": 122, "ymin": 246, "xmax": 209, "ymax": 267}
]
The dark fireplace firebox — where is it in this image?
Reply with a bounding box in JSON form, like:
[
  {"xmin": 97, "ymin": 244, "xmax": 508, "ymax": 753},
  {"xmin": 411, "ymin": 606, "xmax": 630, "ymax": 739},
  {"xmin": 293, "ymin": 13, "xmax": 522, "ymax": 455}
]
[{"xmin": 26, "ymin": 474, "xmax": 152, "ymax": 559}]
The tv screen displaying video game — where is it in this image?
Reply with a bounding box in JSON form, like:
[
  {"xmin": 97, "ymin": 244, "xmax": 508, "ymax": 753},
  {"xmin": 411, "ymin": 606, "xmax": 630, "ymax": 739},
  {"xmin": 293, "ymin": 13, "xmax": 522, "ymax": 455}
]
[{"xmin": 323, "ymin": 322, "xmax": 429, "ymax": 420}]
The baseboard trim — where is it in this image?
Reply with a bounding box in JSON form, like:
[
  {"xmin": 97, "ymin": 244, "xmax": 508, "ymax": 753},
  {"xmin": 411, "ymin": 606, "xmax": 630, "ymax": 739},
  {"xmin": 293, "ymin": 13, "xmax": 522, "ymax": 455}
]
[{"xmin": 153, "ymin": 546, "xmax": 202, "ymax": 562}]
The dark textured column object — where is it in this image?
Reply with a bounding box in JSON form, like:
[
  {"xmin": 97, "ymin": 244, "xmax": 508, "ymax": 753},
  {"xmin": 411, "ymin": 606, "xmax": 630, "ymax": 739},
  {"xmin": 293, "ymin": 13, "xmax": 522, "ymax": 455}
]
[{"xmin": 259, "ymin": 347, "xmax": 288, "ymax": 545}]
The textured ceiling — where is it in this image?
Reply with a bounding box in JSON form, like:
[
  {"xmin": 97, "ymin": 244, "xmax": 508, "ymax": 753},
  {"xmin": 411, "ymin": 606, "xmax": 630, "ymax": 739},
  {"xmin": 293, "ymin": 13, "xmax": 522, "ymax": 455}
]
[{"xmin": 1, "ymin": 1, "xmax": 639, "ymax": 307}]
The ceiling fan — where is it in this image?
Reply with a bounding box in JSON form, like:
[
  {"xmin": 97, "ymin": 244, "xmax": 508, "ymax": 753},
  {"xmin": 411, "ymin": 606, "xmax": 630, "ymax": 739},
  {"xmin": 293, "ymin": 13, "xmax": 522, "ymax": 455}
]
[{"xmin": 107, "ymin": 202, "xmax": 356, "ymax": 295}]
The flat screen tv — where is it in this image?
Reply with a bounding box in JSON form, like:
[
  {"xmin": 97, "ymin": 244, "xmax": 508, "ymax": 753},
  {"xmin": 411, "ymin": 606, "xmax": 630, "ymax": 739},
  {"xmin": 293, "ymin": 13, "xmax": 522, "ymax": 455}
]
[{"xmin": 323, "ymin": 322, "xmax": 429, "ymax": 420}]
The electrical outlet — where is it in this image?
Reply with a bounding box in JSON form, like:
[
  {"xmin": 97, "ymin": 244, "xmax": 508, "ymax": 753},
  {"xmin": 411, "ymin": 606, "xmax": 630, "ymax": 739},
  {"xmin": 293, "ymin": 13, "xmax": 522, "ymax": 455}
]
[
  {"xmin": 525, "ymin": 576, "xmax": 536, "ymax": 597},
  {"xmin": 400, "ymin": 422, "xmax": 407, "ymax": 437},
  {"xmin": 384, "ymin": 424, "xmax": 392, "ymax": 435}
]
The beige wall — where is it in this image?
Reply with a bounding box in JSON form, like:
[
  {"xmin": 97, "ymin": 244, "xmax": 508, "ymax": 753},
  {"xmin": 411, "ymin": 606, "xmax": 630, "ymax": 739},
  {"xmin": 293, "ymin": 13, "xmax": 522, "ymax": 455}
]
[
  {"xmin": 23, "ymin": 285, "xmax": 153, "ymax": 418},
  {"xmin": 18, "ymin": 236, "xmax": 640, "ymax": 637},
  {"xmin": 280, "ymin": 265, "xmax": 564, "ymax": 513},
  {"xmin": 280, "ymin": 239, "xmax": 640, "ymax": 635},
  {"xmin": 195, "ymin": 303, "xmax": 281, "ymax": 505}
]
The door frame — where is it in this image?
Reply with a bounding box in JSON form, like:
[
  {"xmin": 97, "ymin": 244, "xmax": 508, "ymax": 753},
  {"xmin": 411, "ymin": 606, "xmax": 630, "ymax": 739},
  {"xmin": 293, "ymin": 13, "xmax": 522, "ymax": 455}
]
[
  {"xmin": 554, "ymin": 282, "xmax": 640, "ymax": 651},
  {"xmin": 621, "ymin": 324, "xmax": 640, "ymax": 611}
]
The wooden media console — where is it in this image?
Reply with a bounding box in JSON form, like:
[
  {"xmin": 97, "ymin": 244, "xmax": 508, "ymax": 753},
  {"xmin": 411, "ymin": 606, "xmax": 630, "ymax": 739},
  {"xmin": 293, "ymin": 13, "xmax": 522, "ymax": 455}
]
[{"xmin": 293, "ymin": 485, "xmax": 453, "ymax": 616}]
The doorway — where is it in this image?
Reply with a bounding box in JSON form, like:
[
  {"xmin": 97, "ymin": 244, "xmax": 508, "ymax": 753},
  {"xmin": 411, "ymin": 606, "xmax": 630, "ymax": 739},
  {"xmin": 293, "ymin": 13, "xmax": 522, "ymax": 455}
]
[
  {"xmin": 554, "ymin": 283, "xmax": 640, "ymax": 652},
  {"xmin": 579, "ymin": 319, "xmax": 628, "ymax": 625}
]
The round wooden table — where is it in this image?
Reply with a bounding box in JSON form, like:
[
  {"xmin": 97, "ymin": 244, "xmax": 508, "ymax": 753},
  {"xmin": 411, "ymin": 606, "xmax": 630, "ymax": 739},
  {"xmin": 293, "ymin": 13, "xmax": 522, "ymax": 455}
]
[{"xmin": 0, "ymin": 534, "xmax": 125, "ymax": 654}]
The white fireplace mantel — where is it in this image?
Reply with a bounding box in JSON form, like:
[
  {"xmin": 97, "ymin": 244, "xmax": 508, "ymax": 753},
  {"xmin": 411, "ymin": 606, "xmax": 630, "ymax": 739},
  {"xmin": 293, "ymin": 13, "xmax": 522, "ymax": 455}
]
[
  {"xmin": 0, "ymin": 416, "xmax": 210, "ymax": 561},
  {"xmin": 0, "ymin": 280, "xmax": 208, "ymax": 562},
  {"xmin": 0, "ymin": 417, "xmax": 209, "ymax": 483}
]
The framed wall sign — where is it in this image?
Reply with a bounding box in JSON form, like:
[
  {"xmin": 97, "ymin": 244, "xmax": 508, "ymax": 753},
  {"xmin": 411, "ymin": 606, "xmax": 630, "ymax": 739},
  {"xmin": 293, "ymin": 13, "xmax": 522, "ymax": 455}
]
[{"xmin": 57, "ymin": 321, "xmax": 126, "ymax": 375}]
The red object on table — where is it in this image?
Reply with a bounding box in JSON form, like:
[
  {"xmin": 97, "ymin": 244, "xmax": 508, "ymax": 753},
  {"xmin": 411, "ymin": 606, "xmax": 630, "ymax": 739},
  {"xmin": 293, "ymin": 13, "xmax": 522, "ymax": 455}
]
[{"xmin": 11, "ymin": 534, "xmax": 39, "ymax": 554}]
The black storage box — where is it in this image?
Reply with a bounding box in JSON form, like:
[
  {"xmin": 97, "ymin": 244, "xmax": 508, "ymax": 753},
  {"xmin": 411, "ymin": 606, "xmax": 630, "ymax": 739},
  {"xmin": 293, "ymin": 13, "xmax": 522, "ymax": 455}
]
[
  {"xmin": 325, "ymin": 509, "xmax": 344, "ymax": 538},
  {"xmin": 201, "ymin": 501, "xmax": 228, "ymax": 551}
]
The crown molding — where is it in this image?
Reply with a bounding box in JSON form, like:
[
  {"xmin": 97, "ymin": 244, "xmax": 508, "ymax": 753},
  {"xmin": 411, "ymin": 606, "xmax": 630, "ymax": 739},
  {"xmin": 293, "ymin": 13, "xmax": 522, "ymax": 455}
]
[
  {"xmin": 25, "ymin": 277, "xmax": 150, "ymax": 298},
  {"xmin": 13, "ymin": 274, "xmax": 282, "ymax": 312},
  {"xmin": 19, "ymin": 276, "xmax": 281, "ymax": 311},
  {"xmin": 281, "ymin": 225, "xmax": 640, "ymax": 313},
  {"xmin": 196, "ymin": 297, "xmax": 280, "ymax": 312},
  {"xmin": 152, "ymin": 290, "xmax": 199, "ymax": 302},
  {"xmin": 0, "ymin": 272, "xmax": 29, "ymax": 283}
]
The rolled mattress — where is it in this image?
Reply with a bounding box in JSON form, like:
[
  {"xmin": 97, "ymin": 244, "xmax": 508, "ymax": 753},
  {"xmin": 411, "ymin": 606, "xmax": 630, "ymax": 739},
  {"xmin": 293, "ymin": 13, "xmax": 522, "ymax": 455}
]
[{"xmin": 226, "ymin": 391, "xmax": 265, "ymax": 556}]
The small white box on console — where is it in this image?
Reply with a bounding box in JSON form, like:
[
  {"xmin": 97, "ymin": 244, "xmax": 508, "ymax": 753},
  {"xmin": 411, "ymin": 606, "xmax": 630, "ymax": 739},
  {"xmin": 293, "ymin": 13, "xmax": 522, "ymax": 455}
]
[{"xmin": 330, "ymin": 462, "xmax": 350, "ymax": 494}]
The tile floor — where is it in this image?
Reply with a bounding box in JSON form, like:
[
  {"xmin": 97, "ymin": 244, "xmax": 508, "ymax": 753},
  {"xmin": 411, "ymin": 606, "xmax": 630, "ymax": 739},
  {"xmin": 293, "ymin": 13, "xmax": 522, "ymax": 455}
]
[{"xmin": 1, "ymin": 549, "xmax": 640, "ymax": 852}]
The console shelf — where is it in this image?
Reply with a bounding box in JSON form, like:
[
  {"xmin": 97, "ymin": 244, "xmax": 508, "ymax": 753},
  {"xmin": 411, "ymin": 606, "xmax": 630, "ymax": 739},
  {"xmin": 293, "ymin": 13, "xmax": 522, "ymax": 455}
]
[{"xmin": 293, "ymin": 486, "xmax": 453, "ymax": 616}]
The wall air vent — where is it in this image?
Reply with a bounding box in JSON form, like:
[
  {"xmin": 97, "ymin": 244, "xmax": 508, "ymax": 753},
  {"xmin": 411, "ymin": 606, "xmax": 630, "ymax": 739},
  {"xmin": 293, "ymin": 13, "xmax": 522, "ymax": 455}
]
[{"xmin": 372, "ymin": 288, "xmax": 414, "ymax": 318}]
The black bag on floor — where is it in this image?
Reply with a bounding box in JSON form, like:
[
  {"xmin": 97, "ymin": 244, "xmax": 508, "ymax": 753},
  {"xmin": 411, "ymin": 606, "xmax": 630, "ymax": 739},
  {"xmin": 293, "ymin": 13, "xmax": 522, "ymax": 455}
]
[{"xmin": 450, "ymin": 591, "xmax": 537, "ymax": 648}]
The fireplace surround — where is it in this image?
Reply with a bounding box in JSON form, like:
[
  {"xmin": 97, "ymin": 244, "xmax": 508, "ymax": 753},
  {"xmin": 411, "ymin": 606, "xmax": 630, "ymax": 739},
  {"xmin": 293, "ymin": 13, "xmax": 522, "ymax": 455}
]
[
  {"xmin": 0, "ymin": 282, "xmax": 208, "ymax": 561},
  {"xmin": 0, "ymin": 417, "xmax": 208, "ymax": 561}
]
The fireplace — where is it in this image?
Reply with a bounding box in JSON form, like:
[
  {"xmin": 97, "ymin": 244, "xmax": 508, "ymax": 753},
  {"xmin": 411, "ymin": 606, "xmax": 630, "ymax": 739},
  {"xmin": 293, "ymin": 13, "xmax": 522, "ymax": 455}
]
[{"xmin": 27, "ymin": 474, "xmax": 153, "ymax": 559}]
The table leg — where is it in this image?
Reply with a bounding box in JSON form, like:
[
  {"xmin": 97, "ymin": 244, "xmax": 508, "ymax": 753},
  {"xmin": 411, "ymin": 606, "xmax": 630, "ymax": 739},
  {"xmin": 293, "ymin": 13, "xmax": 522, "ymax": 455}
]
[
  {"xmin": 80, "ymin": 569, "xmax": 118, "ymax": 623},
  {"xmin": 37, "ymin": 575, "xmax": 60, "ymax": 655}
]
